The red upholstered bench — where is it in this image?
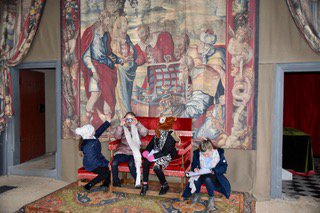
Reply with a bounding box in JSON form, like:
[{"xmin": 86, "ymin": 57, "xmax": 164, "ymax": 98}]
[
  {"xmin": 108, "ymin": 116, "xmax": 193, "ymax": 192},
  {"xmin": 77, "ymin": 167, "xmax": 98, "ymax": 186}
]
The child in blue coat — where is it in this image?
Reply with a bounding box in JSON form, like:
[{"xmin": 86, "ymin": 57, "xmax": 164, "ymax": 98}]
[
  {"xmin": 182, "ymin": 138, "xmax": 231, "ymax": 211},
  {"xmin": 75, "ymin": 118, "xmax": 111, "ymax": 191}
]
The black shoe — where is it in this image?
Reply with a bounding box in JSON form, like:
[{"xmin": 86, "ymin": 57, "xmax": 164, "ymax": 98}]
[
  {"xmin": 99, "ymin": 180, "xmax": 110, "ymax": 192},
  {"xmin": 83, "ymin": 182, "xmax": 94, "ymax": 191},
  {"xmin": 113, "ymin": 181, "xmax": 122, "ymax": 187},
  {"xmin": 140, "ymin": 184, "xmax": 148, "ymax": 196},
  {"xmin": 159, "ymin": 182, "xmax": 169, "ymax": 195}
]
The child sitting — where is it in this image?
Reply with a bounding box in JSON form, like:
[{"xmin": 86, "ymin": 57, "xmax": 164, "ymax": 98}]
[
  {"xmin": 182, "ymin": 138, "xmax": 231, "ymax": 211},
  {"xmin": 112, "ymin": 112, "xmax": 148, "ymax": 187},
  {"xmin": 75, "ymin": 117, "xmax": 111, "ymax": 191},
  {"xmin": 140, "ymin": 116, "xmax": 180, "ymax": 196}
]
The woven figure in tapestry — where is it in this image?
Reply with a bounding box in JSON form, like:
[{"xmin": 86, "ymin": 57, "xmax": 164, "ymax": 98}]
[
  {"xmin": 81, "ymin": 9, "xmax": 123, "ymax": 127},
  {"xmin": 112, "ymin": 112, "xmax": 148, "ymax": 187},
  {"xmin": 75, "ymin": 115, "xmax": 112, "ymax": 192},
  {"xmin": 112, "ymin": 16, "xmax": 138, "ymax": 115},
  {"xmin": 182, "ymin": 138, "xmax": 231, "ymax": 211},
  {"xmin": 140, "ymin": 116, "xmax": 181, "ymax": 196},
  {"xmin": 134, "ymin": 24, "xmax": 175, "ymax": 66}
]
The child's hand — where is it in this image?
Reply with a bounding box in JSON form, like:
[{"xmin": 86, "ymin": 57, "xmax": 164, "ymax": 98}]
[
  {"xmin": 194, "ymin": 168, "xmax": 199, "ymax": 173},
  {"xmin": 142, "ymin": 151, "xmax": 149, "ymax": 158},
  {"xmin": 146, "ymin": 154, "xmax": 155, "ymax": 162}
]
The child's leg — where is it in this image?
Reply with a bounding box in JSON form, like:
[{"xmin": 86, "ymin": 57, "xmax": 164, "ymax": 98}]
[
  {"xmin": 154, "ymin": 165, "xmax": 170, "ymax": 195},
  {"xmin": 111, "ymin": 154, "xmax": 129, "ymax": 185},
  {"xmin": 191, "ymin": 178, "xmax": 204, "ymax": 204},
  {"xmin": 85, "ymin": 166, "xmax": 110, "ymax": 190},
  {"xmin": 142, "ymin": 159, "xmax": 152, "ymax": 184},
  {"xmin": 128, "ymin": 155, "xmax": 137, "ymax": 180},
  {"xmin": 98, "ymin": 167, "xmax": 111, "ymax": 186},
  {"xmin": 94, "ymin": 167, "xmax": 110, "ymax": 185},
  {"xmin": 153, "ymin": 165, "xmax": 166, "ymax": 185},
  {"xmin": 202, "ymin": 174, "xmax": 216, "ymax": 210},
  {"xmin": 194, "ymin": 178, "xmax": 203, "ymax": 194},
  {"xmin": 202, "ymin": 174, "xmax": 215, "ymax": 197},
  {"xmin": 140, "ymin": 160, "xmax": 151, "ymax": 196}
]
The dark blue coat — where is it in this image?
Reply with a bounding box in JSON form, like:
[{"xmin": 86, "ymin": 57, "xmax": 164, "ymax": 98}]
[
  {"xmin": 81, "ymin": 121, "xmax": 110, "ymax": 171},
  {"xmin": 183, "ymin": 148, "xmax": 231, "ymax": 198}
]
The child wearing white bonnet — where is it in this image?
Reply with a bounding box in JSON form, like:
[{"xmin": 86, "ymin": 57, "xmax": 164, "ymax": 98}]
[{"xmin": 76, "ymin": 117, "xmax": 111, "ymax": 191}]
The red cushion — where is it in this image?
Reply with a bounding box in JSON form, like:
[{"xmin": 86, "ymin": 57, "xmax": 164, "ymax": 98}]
[{"xmin": 77, "ymin": 167, "xmax": 98, "ymax": 179}]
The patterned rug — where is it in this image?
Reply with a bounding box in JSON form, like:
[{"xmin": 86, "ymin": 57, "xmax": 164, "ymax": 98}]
[{"xmin": 19, "ymin": 182, "xmax": 255, "ymax": 212}]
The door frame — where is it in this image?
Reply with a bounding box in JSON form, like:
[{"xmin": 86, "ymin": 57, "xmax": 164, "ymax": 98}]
[
  {"xmin": 5, "ymin": 60, "xmax": 62, "ymax": 179},
  {"xmin": 270, "ymin": 62, "xmax": 320, "ymax": 198}
]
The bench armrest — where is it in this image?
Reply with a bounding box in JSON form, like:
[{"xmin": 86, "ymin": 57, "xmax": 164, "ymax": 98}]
[
  {"xmin": 177, "ymin": 143, "xmax": 192, "ymax": 155},
  {"xmin": 176, "ymin": 136, "xmax": 192, "ymax": 155}
]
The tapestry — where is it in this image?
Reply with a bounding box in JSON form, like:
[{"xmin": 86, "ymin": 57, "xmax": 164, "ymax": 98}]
[
  {"xmin": 61, "ymin": 0, "xmax": 258, "ymax": 149},
  {"xmin": 18, "ymin": 182, "xmax": 256, "ymax": 212}
]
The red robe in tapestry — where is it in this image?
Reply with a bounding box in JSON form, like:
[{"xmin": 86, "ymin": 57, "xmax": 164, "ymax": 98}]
[
  {"xmin": 81, "ymin": 25, "xmax": 118, "ymax": 128},
  {"xmin": 135, "ymin": 31, "xmax": 176, "ymax": 66}
]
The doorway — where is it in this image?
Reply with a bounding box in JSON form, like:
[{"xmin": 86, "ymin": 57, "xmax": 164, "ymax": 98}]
[
  {"xmin": 20, "ymin": 70, "xmax": 46, "ymax": 163},
  {"xmin": 5, "ymin": 61, "xmax": 61, "ymax": 179},
  {"xmin": 281, "ymin": 72, "xmax": 320, "ymax": 199},
  {"xmin": 271, "ymin": 62, "xmax": 320, "ymax": 198}
]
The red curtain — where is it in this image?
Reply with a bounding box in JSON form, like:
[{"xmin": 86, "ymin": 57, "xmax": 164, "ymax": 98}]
[{"xmin": 283, "ymin": 72, "xmax": 320, "ymax": 157}]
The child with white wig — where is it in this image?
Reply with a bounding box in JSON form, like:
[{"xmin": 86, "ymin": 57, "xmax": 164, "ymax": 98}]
[{"xmin": 75, "ymin": 116, "xmax": 111, "ymax": 191}]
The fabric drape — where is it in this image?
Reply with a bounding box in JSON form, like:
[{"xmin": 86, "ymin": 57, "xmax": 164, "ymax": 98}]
[
  {"xmin": 286, "ymin": 0, "xmax": 320, "ymax": 53},
  {"xmin": 0, "ymin": 0, "xmax": 46, "ymax": 133}
]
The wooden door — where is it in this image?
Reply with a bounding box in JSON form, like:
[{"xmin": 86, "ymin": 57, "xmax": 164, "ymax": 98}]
[{"xmin": 20, "ymin": 70, "xmax": 45, "ymax": 163}]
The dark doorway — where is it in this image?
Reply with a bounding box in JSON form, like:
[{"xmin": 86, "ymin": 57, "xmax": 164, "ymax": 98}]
[
  {"xmin": 19, "ymin": 70, "xmax": 46, "ymax": 163},
  {"xmin": 5, "ymin": 61, "xmax": 61, "ymax": 179},
  {"xmin": 282, "ymin": 72, "xmax": 320, "ymax": 199},
  {"xmin": 283, "ymin": 72, "xmax": 320, "ymax": 157}
]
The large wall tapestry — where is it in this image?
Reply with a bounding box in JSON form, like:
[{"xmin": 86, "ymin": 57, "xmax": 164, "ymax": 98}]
[{"xmin": 62, "ymin": 0, "xmax": 258, "ymax": 149}]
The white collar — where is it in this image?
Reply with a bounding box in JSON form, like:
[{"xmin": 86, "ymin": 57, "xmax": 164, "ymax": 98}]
[{"xmin": 137, "ymin": 32, "xmax": 159, "ymax": 52}]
